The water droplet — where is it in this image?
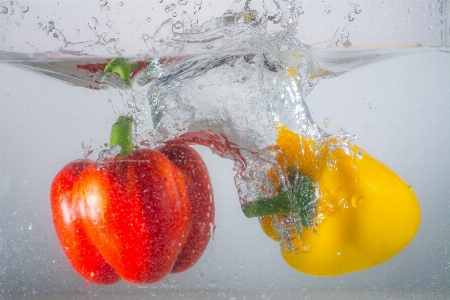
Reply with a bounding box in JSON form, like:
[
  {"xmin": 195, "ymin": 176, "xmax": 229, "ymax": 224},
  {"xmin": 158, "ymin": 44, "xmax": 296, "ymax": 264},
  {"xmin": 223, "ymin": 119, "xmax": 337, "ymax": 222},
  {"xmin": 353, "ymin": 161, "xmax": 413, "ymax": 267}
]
[
  {"xmin": 36, "ymin": 22, "xmax": 42, "ymax": 29},
  {"xmin": 172, "ymin": 12, "xmax": 178, "ymax": 17},
  {"xmin": 0, "ymin": 6, "xmax": 8, "ymax": 14},
  {"xmin": 165, "ymin": 3, "xmax": 176, "ymax": 13},
  {"xmin": 408, "ymin": 7, "xmax": 413, "ymax": 13},
  {"xmin": 125, "ymin": 15, "xmax": 135, "ymax": 24},
  {"xmin": 369, "ymin": 101, "xmax": 377, "ymax": 109},
  {"xmin": 356, "ymin": 151, "xmax": 362, "ymax": 160},
  {"xmin": 76, "ymin": 29, "xmax": 80, "ymax": 34},
  {"xmin": 325, "ymin": 6, "xmax": 332, "ymax": 14},
  {"xmin": 159, "ymin": 0, "xmax": 164, "ymax": 3},
  {"xmin": 348, "ymin": 12, "xmax": 355, "ymax": 21},
  {"xmin": 208, "ymin": 279, "xmax": 218, "ymax": 287},
  {"xmin": 146, "ymin": 17, "xmax": 152, "ymax": 22},
  {"xmin": 178, "ymin": 0, "xmax": 188, "ymax": 4},
  {"xmin": 429, "ymin": 3, "xmax": 435, "ymax": 9},
  {"xmin": 324, "ymin": 118, "xmax": 329, "ymax": 128},
  {"xmin": 354, "ymin": 4, "xmax": 362, "ymax": 14},
  {"xmin": 142, "ymin": 34, "xmax": 150, "ymax": 41},
  {"xmin": 119, "ymin": 1, "xmax": 124, "ymax": 6},
  {"xmin": 351, "ymin": 195, "xmax": 363, "ymax": 207},
  {"xmin": 88, "ymin": 17, "xmax": 98, "ymax": 29},
  {"xmin": 173, "ymin": 21, "xmax": 183, "ymax": 29},
  {"xmin": 0, "ymin": 36, "xmax": 5, "ymax": 43},
  {"xmin": 20, "ymin": 6, "xmax": 29, "ymax": 13}
]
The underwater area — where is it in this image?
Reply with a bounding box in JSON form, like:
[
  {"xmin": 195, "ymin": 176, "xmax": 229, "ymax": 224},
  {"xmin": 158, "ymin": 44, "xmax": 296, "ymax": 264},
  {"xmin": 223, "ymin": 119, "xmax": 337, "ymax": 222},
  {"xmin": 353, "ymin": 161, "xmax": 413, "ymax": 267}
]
[{"xmin": 1, "ymin": 1, "xmax": 449, "ymax": 299}]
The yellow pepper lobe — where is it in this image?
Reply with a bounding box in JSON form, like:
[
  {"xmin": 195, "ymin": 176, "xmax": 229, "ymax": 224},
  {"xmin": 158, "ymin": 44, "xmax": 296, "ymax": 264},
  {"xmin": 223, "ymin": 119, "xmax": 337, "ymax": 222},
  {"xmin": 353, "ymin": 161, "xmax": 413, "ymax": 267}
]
[{"xmin": 260, "ymin": 127, "xmax": 421, "ymax": 276}]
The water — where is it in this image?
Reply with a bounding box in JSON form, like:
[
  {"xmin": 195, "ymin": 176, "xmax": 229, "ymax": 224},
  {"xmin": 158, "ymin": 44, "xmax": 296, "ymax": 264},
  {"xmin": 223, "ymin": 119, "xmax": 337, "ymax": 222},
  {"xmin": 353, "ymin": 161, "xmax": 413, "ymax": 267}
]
[{"xmin": 1, "ymin": 0, "xmax": 450, "ymax": 298}]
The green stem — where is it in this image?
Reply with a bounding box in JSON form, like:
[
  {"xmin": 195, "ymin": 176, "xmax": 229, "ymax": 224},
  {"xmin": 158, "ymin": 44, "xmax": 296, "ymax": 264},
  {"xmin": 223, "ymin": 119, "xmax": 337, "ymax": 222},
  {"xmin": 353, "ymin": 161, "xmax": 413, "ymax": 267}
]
[
  {"xmin": 242, "ymin": 192, "xmax": 292, "ymax": 217},
  {"xmin": 103, "ymin": 58, "xmax": 137, "ymax": 86},
  {"xmin": 110, "ymin": 115, "xmax": 134, "ymax": 157},
  {"xmin": 241, "ymin": 172, "xmax": 316, "ymax": 228}
]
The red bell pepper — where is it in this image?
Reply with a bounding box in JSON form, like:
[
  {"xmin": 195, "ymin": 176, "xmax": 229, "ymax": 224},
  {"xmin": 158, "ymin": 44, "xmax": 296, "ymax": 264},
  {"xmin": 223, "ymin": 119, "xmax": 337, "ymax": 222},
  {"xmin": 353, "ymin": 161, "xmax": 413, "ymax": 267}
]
[{"xmin": 50, "ymin": 116, "xmax": 214, "ymax": 284}]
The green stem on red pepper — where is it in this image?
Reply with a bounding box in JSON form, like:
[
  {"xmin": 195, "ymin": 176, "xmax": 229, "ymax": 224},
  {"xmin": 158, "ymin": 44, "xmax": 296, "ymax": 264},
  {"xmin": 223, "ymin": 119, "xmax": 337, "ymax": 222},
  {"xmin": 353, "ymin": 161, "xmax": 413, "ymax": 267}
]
[
  {"xmin": 242, "ymin": 170, "xmax": 316, "ymax": 228},
  {"xmin": 110, "ymin": 115, "xmax": 134, "ymax": 157},
  {"xmin": 103, "ymin": 58, "xmax": 137, "ymax": 86}
]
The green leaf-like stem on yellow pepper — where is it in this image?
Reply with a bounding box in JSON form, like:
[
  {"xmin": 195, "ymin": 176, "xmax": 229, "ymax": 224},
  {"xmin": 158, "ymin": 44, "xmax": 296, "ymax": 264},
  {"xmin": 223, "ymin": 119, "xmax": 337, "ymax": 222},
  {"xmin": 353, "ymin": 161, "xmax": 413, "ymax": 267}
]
[
  {"xmin": 246, "ymin": 126, "xmax": 421, "ymax": 276},
  {"xmin": 242, "ymin": 170, "xmax": 316, "ymax": 229}
]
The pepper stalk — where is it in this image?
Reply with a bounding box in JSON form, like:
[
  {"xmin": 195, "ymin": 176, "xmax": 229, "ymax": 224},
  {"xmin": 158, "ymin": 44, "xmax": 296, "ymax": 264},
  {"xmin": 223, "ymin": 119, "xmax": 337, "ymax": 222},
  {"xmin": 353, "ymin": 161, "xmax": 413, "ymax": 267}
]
[
  {"xmin": 110, "ymin": 115, "xmax": 134, "ymax": 157},
  {"xmin": 242, "ymin": 170, "xmax": 317, "ymax": 229}
]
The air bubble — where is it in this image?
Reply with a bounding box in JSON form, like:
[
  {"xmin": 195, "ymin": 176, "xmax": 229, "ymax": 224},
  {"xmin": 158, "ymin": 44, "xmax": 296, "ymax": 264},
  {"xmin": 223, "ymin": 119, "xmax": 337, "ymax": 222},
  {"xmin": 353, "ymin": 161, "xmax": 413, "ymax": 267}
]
[
  {"xmin": 160, "ymin": 279, "xmax": 169, "ymax": 287},
  {"xmin": 351, "ymin": 195, "xmax": 363, "ymax": 207},
  {"xmin": 208, "ymin": 279, "xmax": 218, "ymax": 287}
]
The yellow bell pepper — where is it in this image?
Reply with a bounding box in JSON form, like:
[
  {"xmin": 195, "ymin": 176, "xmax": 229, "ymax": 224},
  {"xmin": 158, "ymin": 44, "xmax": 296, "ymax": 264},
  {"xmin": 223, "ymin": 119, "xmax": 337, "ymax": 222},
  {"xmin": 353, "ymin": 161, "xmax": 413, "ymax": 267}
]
[{"xmin": 243, "ymin": 126, "xmax": 420, "ymax": 276}]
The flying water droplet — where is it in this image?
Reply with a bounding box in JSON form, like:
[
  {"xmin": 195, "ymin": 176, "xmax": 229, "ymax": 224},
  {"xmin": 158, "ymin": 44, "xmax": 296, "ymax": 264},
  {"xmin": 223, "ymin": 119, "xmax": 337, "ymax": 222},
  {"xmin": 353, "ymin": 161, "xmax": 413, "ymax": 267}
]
[
  {"xmin": 173, "ymin": 21, "xmax": 183, "ymax": 29},
  {"xmin": 348, "ymin": 12, "xmax": 355, "ymax": 22},
  {"xmin": 0, "ymin": 6, "xmax": 8, "ymax": 14},
  {"xmin": 178, "ymin": 0, "xmax": 188, "ymax": 5},
  {"xmin": 165, "ymin": 3, "xmax": 176, "ymax": 13},
  {"xmin": 88, "ymin": 17, "xmax": 98, "ymax": 29},
  {"xmin": 354, "ymin": 4, "xmax": 362, "ymax": 14},
  {"xmin": 324, "ymin": 118, "xmax": 329, "ymax": 128},
  {"xmin": 119, "ymin": 1, "xmax": 124, "ymax": 6},
  {"xmin": 19, "ymin": 6, "xmax": 29, "ymax": 13},
  {"xmin": 408, "ymin": 7, "xmax": 413, "ymax": 13},
  {"xmin": 146, "ymin": 17, "xmax": 152, "ymax": 22},
  {"xmin": 325, "ymin": 6, "xmax": 332, "ymax": 14},
  {"xmin": 0, "ymin": 36, "xmax": 5, "ymax": 43}
]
